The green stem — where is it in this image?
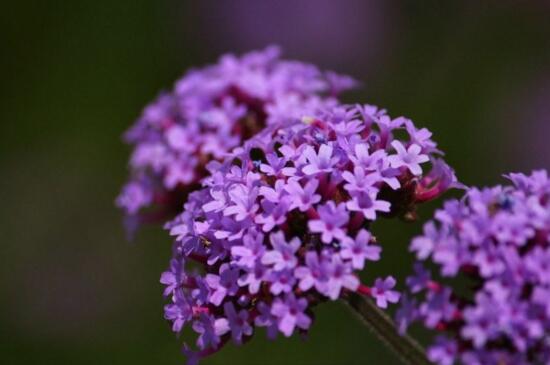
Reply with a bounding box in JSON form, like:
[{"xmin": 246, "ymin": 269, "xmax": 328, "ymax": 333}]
[{"xmin": 342, "ymin": 292, "xmax": 432, "ymax": 365}]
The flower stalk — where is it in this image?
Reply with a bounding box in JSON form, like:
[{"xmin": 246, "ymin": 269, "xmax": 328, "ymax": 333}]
[{"xmin": 343, "ymin": 291, "xmax": 431, "ymax": 365}]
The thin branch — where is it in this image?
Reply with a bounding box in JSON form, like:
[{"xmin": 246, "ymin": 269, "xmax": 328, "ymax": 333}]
[{"xmin": 342, "ymin": 292, "xmax": 432, "ymax": 365}]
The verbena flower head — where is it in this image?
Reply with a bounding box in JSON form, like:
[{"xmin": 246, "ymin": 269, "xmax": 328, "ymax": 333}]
[
  {"xmin": 398, "ymin": 170, "xmax": 550, "ymax": 365},
  {"xmin": 116, "ymin": 46, "xmax": 357, "ymax": 232},
  {"xmin": 162, "ymin": 102, "xmax": 458, "ymax": 363}
]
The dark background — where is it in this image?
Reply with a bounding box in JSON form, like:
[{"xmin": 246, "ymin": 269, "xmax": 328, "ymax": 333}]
[{"xmin": 2, "ymin": 1, "xmax": 550, "ymax": 364}]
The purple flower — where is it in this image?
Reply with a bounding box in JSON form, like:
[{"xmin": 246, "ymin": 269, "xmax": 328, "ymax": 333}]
[
  {"xmin": 192, "ymin": 313, "xmax": 230, "ymax": 350},
  {"xmin": 116, "ymin": 180, "xmax": 152, "ymax": 214},
  {"xmin": 405, "ymin": 263, "xmax": 431, "ymax": 294},
  {"xmin": 401, "ymin": 170, "xmax": 550, "ymax": 364},
  {"xmin": 164, "ymin": 290, "xmax": 193, "ymax": 333},
  {"xmin": 342, "ymin": 166, "xmax": 380, "ymax": 193},
  {"xmin": 160, "ymin": 100, "xmax": 455, "ymax": 361},
  {"xmin": 160, "ymin": 258, "xmax": 187, "ymax": 297},
  {"xmin": 388, "ymin": 141, "xmax": 429, "ymax": 176},
  {"xmin": 164, "ymin": 158, "xmax": 197, "ymax": 188},
  {"xmin": 524, "ymin": 247, "xmax": 550, "ymax": 284},
  {"xmin": 118, "ymin": 46, "xmax": 355, "ymax": 233},
  {"xmin": 224, "ymin": 302, "xmax": 253, "ymax": 344},
  {"xmin": 294, "ymin": 251, "xmax": 330, "ymax": 293},
  {"xmin": 261, "ymin": 231, "xmax": 300, "ymax": 271},
  {"xmin": 223, "ymin": 184, "xmax": 260, "ymax": 221},
  {"xmin": 427, "ymin": 336, "xmax": 458, "ymax": 365},
  {"xmin": 371, "ymin": 276, "xmax": 400, "ymax": 309},
  {"xmin": 409, "ymin": 221, "xmax": 438, "ymax": 260},
  {"xmin": 308, "ymin": 202, "xmax": 349, "ymax": 243},
  {"xmin": 283, "ymin": 178, "xmax": 321, "ymax": 212},
  {"xmin": 255, "ymin": 200, "xmax": 289, "ymax": 232},
  {"xmin": 420, "ymin": 287, "xmax": 456, "ymax": 329},
  {"xmin": 230, "ymin": 231, "xmax": 265, "ymax": 269},
  {"xmin": 301, "ymin": 144, "xmax": 339, "ymax": 175},
  {"xmin": 254, "ymin": 301, "xmax": 278, "ymax": 340},
  {"xmin": 395, "ymin": 295, "xmax": 418, "ymax": 335},
  {"xmin": 237, "ymin": 260, "xmax": 267, "ymax": 295},
  {"xmin": 460, "ymin": 294, "xmax": 500, "ymax": 348},
  {"xmin": 260, "ymin": 153, "xmax": 296, "ymax": 177},
  {"xmin": 325, "ymin": 256, "xmax": 359, "ymax": 299},
  {"xmin": 271, "ymin": 293, "xmax": 312, "ymax": 337},
  {"xmin": 268, "ymin": 269, "xmax": 296, "ymax": 295},
  {"xmin": 472, "ymin": 242, "xmax": 505, "ymax": 278},
  {"xmin": 350, "ymin": 143, "xmax": 381, "ymax": 166},
  {"xmin": 346, "ymin": 190, "xmax": 391, "ymax": 220},
  {"xmin": 533, "ymin": 287, "xmax": 550, "ymax": 318},
  {"xmin": 340, "ymin": 229, "xmax": 381, "ymax": 269},
  {"xmin": 205, "ymin": 264, "xmax": 239, "ymax": 306}
]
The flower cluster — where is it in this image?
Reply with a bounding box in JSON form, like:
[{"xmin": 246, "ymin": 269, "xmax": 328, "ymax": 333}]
[
  {"xmin": 398, "ymin": 170, "xmax": 550, "ymax": 365},
  {"xmin": 116, "ymin": 46, "xmax": 356, "ymax": 231},
  {"xmin": 161, "ymin": 102, "xmax": 458, "ymax": 363}
]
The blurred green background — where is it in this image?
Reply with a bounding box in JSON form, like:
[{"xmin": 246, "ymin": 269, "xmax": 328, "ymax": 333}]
[{"xmin": 2, "ymin": 1, "xmax": 550, "ymax": 364}]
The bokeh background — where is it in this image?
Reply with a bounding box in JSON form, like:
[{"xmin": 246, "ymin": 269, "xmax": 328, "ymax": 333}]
[{"xmin": 2, "ymin": 1, "xmax": 550, "ymax": 364}]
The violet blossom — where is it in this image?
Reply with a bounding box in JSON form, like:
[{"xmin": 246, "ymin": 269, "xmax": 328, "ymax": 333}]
[
  {"xmin": 399, "ymin": 170, "xmax": 550, "ymax": 365},
  {"xmin": 160, "ymin": 102, "xmax": 456, "ymax": 363},
  {"xmin": 117, "ymin": 46, "xmax": 356, "ymax": 233}
]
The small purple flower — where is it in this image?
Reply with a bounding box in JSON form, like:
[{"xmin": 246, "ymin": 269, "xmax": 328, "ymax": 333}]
[
  {"xmin": 160, "ymin": 258, "xmax": 187, "ymax": 297},
  {"xmin": 116, "ymin": 180, "xmax": 152, "ymax": 214},
  {"xmin": 164, "ymin": 158, "xmax": 197, "ymax": 188},
  {"xmin": 261, "ymin": 231, "xmax": 300, "ymax": 271},
  {"xmin": 294, "ymin": 251, "xmax": 330, "ymax": 293},
  {"xmin": 237, "ymin": 260, "xmax": 267, "ymax": 295},
  {"xmin": 460, "ymin": 294, "xmax": 500, "ymax": 348},
  {"xmin": 340, "ymin": 229, "xmax": 381, "ymax": 269},
  {"xmin": 193, "ymin": 313, "xmax": 230, "ymax": 350},
  {"xmin": 308, "ymin": 201, "xmax": 349, "ymax": 243},
  {"xmin": 271, "ymin": 293, "xmax": 312, "ymax": 337},
  {"xmin": 427, "ymin": 336, "xmax": 458, "ymax": 365},
  {"xmin": 223, "ymin": 184, "xmax": 260, "ymax": 221},
  {"xmin": 405, "ymin": 263, "xmax": 431, "ymax": 294},
  {"xmin": 371, "ymin": 276, "xmax": 400, "ymax": 309},
  {"xmin": 164, "ymin": 290, "xmax": 193, "ymax": 333},
  {"xmin": 255, "ymin": 199, "xmax": 289, "ymax": 232},
  {"xmin": 420, "ymin": 287, "xmax": 456, "ymax": 328},
  {"xmin": 524, "ymin": 247, "xmax": 550, "ymax": 284},
  {"xmin": 254, "ymin": 301, "xmax": 278, "ymax": 340},
  {"xmin": 472, "ymin": 242, "xmax": 505, "ymax": 278},
  {"xmin": 492, "ymin": 213, "xmax": 534, "ymax": 246},
  {"xmin": 205, "ymin": 264, "xmax": 239, "ymax": 306},
  {"xmin": 342, "ymin": 166, "xmax": 380, "ymax": 193},
  {"xmin": 325, "ymin": 256, "xmax": 359, "ymax": 299},
  {"xmin": 346, "ymin": 190, "xmax": 391, "ymax": 220},
  {"xmin": 260, "ymin": 153, "xmax": 296, "ymax": 177},
  {"xmin": 350, "ymin": 143, "xmax": 380, "ymax": 166},
  {"xmin": 284, "ymin": 179, "xmax": 321, "ymax": 212},
  {"xmin": 259, "ymin": 179, "xmax": 286, "ymax": 203},
  {"xmin": 182, "ymin": 344, "xmax": 200, "ymax": 365},
  {"xmin": 230, "ymin": 231, "xmax": 265, "ymax": 269},
  {"xmin": 395, "ymin": 295, "xmax": 418, "ymax": 335},
  {"xmin": 301, "ymin": 144, "xmax": 339, "ymax": 175},
  {"xmin": 388, "ymin": 141, "xmax": 429, "ymax": 176},
  {"xmin": 532, "ymin": 287, "xmax": 550, "ymax": 316},
  {"xmin": 224, "ymin": 302, "xmax": 253, "ymax": 344},
  {"xmin": 409, "ymin": 221, "xmax": 438, "ymax": 260},
  {"xmin": 268, "ymin": 269, "xmax": 297, "ymax": 295}
]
